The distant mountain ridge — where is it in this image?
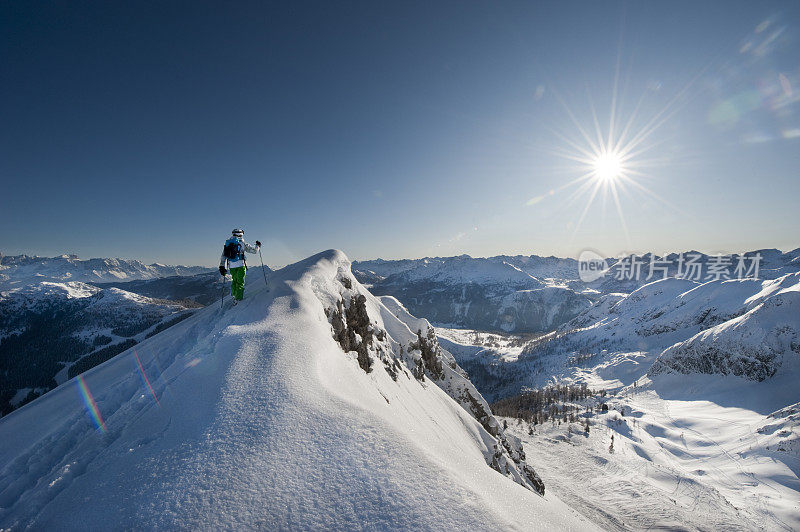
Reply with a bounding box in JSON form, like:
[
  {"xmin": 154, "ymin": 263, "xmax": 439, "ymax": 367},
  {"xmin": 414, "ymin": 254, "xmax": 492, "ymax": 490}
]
[
  {"xmin": 353, "ymin": 255, "xmax": 590, "ymax": 334},
  {"xmin": 0, "ymin": 253, "xmax": 212, "ymax": 289},
  {"xmin": 352, "ymin": 249, "xmax": 800, "ymax": 334},
  {"xmin": 354, "ymin": 254, "xmax": 581, "ymax": 283},
  {"xmin": 355, "ymin": 248, "xmax": 800, "ymax": 285}
]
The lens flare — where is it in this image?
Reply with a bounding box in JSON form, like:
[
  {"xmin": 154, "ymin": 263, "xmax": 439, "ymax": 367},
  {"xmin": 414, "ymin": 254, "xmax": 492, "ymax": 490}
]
[
  {"xmin": 134, "ymin": 348, "xmax": 160, "ymax": 406},
  {"xmin": 77, "ymin": 374, "xmax": 106, "ymax": 433}
]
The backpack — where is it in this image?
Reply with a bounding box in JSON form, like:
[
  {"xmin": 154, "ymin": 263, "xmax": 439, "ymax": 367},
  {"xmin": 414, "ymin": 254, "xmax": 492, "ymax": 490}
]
[{"xmin": 223, "ymin": 239, "xmax": 244, "ymax": 261}]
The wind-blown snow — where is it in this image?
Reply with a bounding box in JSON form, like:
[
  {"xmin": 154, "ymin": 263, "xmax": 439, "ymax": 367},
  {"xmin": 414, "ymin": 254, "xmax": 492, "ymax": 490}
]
[{"xmin": 0, "ymin": 250, "xmax": 593, "ymax": 530}]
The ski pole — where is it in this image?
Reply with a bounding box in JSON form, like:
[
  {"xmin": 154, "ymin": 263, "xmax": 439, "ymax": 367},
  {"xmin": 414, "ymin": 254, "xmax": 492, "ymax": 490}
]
[
  {"xmin": 221, "ymin": 273, "xmax": 225, "ymax": 309},
  {"xmin": 259, "ymin": 247, "xmax": 268, "ymax": 288}
]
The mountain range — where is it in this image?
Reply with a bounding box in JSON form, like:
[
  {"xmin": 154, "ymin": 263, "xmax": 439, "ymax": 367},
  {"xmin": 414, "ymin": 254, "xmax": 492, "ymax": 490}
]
[
  {"xmin": 445, "ymin": 270, "xmax": 800, "ymax": 401},
  {"xmin": 0, "ymin": 254, "xmax": 211, "ymax": 289},
  {"xmin": 353, "ymin": 248, "xmax": 800, "ymax": 333},
  {"xmin": 0, "ymin": 250, "xmax": 594, "ymax": 529},
  {"xmin": 1, "ymin": 248, "xmax": 798, "ymax": 528}
]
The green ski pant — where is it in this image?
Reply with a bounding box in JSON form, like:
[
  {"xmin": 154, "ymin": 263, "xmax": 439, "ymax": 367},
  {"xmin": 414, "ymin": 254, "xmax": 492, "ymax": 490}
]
[{"xmin": 230, "ymin": 266, "xmax": 246, "ymax": 300}]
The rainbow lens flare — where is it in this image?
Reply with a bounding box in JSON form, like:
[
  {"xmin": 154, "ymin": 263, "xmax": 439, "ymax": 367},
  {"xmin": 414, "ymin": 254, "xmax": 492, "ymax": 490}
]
[
  {"xmin": 134, "ymin": 348, "xmax": 161, "ymax": 406},
  {"xmin": 77, "ymin": 374, "xmax": 106, "ymax": 433}
]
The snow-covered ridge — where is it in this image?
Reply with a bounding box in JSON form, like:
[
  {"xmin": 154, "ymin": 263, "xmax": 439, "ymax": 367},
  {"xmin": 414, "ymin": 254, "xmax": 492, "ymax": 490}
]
[
  {"xmin": 306, "ymin": 258, "xmax": 545, "ymax": 493},
  {"xmin": 0, "ymin": 254, "xmax": 211, "ymax": 289},
  {"xmin": 650, "ymin": 275, "xmax": 800, "ymax": 380},
  {"xmin": 0, "ymin": 250, "xmax": 593, "ymax": 530}
]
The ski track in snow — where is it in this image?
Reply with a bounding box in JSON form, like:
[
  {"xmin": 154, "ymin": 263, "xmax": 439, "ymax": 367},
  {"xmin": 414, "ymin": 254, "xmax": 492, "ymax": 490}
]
[{"xmin": 501, "ymin": 379, "xmax": 800, "ymax": 531}]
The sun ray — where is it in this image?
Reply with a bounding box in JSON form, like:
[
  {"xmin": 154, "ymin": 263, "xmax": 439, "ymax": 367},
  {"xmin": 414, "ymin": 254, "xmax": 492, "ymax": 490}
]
[
  {"xmin": 609, "ymin": 179, "xmax": 631, "ymax": 245},
  {"xmin": 550, "ymin": 86, "xmax": 603, "ymax": 156},
  {"xmin": 613, "ymin": 89, "xmax": 648, "ymax": 153},
  {"xmin": 586, "ymin": 88, "xmax": 606, "ymax": 152},
  {"xmin": 547, "ymin": 126, "xmax": 600, "ymax": 162},
  {"xmin": 615, "ymin": 172, "xmax": 689, "ymax": 216},
  {"xmin": 617, "ymin": 64, "xmax": 708, "ymax": 156},
  {"xmin": 571, "ymin": 179, "xmax": 605, "ymax": 239},
  {"xmin": 608, "ymin": 9, "xmax": 627, "ymax": 155},
  {"xmin": 564, "ymin": 172, "xmax": 602, "ymax": 207},
  {"xmin": 563, "ymin": 171, "xmax": 600, "ymax": 201}
]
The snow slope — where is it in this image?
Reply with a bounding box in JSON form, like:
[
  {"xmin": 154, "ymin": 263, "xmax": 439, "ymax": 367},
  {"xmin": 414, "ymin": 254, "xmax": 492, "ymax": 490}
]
[
  {"xmin": 0, "ymin": 250, "xmax": 593, "ymax": 530},
  {"xmin": 436, "ymin": 274, "xmax": 800, "ymax": 529},
  {"xmin": 505, "ymin": 374, "xmax": 800, "ymax": 531},
  {"xmin": 426, "ymin": 269, "xmax": 800, "ymax": 531},
  {"xmin": 651, "ymin": 276, "xmax": 800, "ymax": 380}
]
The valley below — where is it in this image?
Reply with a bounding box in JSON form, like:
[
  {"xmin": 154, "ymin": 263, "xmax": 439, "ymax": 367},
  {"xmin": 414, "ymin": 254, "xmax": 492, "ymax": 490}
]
[{"xmin": 438, "ymin": 325, "xmax": 800, "ymax": 530}]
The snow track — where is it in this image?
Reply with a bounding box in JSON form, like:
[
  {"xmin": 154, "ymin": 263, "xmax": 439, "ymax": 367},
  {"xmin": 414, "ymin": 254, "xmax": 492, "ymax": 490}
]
[{"xmin": 505, "ymin": 375, "xmax": 800, "ymax": 531}]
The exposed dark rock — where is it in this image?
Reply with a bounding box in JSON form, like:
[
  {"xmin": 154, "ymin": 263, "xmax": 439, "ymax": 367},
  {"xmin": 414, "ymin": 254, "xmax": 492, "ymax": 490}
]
[
  {"xmin": 410, "ymin": 328, "xmax": 444, "ymax": 380},
  {"xmin": 328, "ymin": 295, "xmax": 375, "ymax": 373}
]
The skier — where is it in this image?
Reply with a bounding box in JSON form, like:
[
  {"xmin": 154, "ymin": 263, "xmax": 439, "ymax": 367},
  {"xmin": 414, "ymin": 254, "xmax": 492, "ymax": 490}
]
[{"xmin": 219, "ymin": 228, "xmax": 261, "ymax": 303}]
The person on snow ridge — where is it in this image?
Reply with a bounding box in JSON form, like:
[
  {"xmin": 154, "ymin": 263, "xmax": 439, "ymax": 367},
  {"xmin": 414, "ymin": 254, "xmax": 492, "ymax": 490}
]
[{"xmin": 219, "ymin": 228, "xmax": 261, "ymax": 302}]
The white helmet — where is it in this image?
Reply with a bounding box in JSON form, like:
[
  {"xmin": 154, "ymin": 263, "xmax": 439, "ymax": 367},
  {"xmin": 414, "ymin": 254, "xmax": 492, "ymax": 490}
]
[{"xmin": 232, "ymin": 228, "xmax": 244, "ymax": 238}]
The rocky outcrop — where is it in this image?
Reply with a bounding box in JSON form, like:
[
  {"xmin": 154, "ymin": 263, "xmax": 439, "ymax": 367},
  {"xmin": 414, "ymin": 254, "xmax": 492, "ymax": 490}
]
[{"xmin": 324, "ymin": 271, "xmax": 546, "ymax": 495}]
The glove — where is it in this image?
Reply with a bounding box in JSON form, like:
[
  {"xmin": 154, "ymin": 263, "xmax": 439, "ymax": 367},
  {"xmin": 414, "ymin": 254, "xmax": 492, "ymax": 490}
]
[
  {"xmin": 255, "ymin": 240, "xmax": 261, "ymax": 247},
  {"xmin": 219, "ymin": 266, "xmax": 227, "ymax": 276}
]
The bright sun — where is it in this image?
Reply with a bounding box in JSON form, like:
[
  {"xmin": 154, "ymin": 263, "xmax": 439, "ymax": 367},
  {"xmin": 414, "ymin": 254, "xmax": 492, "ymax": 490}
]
[
  {"xmin": 540, "ymin": 62, "xmax": 683, "ymax": 246},
  {"xmin": 593, "ymin": 150, "xmax": 623, "ymax": 182}
]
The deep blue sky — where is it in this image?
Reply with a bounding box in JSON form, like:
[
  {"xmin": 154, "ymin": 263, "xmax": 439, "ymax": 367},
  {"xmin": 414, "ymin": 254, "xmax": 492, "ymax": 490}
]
[{"xmin": 2, "ymin": 1, "xmax": 798, "ymax": 267}]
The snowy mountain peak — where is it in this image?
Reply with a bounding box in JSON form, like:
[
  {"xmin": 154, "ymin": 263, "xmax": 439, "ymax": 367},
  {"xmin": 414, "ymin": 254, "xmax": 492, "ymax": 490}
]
[{"xmin": 0, "ymin": 249, "xmax": 592, "ymax": 529}]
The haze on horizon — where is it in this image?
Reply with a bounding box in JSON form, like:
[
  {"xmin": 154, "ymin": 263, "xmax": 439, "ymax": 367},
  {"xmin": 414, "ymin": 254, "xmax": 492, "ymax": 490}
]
[{"xmin": 2, "ymin": 1, "xmax": 799, "ymax": 268}]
